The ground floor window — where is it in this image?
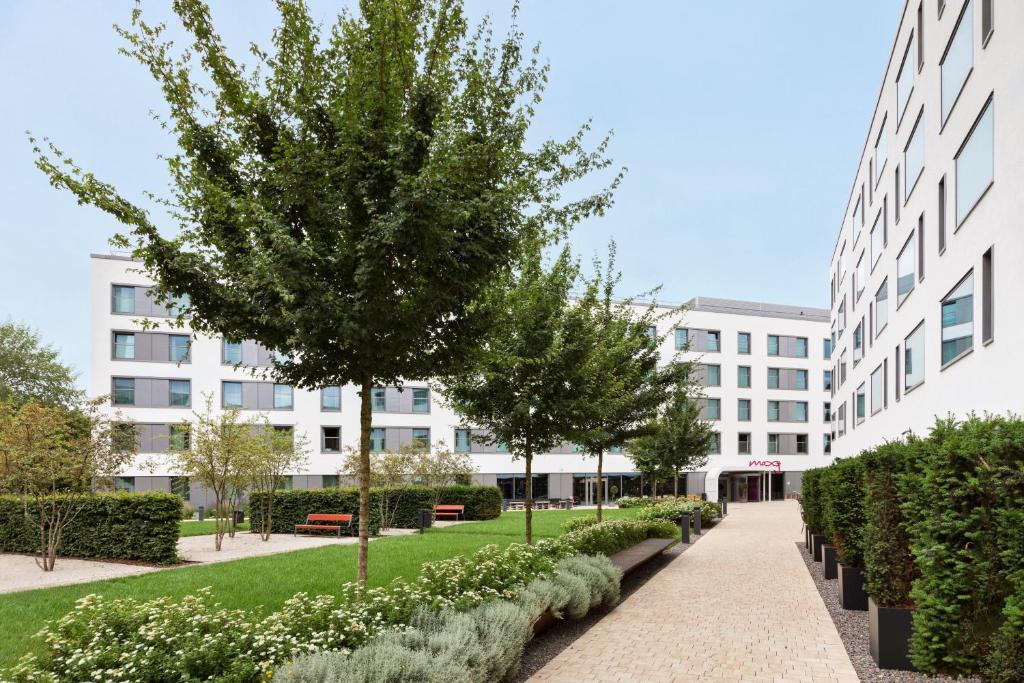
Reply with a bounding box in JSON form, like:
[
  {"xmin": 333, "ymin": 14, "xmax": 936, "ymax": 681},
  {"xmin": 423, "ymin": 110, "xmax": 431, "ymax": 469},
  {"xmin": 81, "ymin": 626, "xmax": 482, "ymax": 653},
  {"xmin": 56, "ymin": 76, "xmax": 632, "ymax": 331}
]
[{"xmin": 496, "ymin": 474, "xmax": 547, "ymax": 500}]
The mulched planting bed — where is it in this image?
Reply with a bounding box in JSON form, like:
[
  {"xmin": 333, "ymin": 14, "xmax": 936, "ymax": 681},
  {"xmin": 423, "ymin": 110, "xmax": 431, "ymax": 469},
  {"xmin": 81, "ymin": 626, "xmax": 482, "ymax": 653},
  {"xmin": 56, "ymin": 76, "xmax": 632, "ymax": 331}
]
[{"xmin": 795, "ymin": 542, "xmax": 982, "ymax": 683}]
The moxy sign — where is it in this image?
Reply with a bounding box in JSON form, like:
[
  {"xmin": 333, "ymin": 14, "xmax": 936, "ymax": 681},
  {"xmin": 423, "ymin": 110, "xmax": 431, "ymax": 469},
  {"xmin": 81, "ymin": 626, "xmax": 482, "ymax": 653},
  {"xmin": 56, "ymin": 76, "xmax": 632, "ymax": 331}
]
[{"xmin": 748, "ymin": 459, "xmax": 782, "ymax": 472}]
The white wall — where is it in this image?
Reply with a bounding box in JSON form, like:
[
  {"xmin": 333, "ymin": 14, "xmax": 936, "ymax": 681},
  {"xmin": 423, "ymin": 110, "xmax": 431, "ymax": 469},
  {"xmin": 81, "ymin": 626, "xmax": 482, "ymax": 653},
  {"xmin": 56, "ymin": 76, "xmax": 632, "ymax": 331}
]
[{"xmin": 827, "ymin": 0, "xmax": 1024, "ymax": 457}]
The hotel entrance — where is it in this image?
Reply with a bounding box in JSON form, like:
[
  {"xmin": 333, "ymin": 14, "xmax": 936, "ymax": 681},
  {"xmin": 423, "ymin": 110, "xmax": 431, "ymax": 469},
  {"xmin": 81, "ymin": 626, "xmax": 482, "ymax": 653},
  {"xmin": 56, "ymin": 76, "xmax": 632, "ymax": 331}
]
[{"xmin": 716, "ymin": 471, "xmax": 785, "ymax": 502}]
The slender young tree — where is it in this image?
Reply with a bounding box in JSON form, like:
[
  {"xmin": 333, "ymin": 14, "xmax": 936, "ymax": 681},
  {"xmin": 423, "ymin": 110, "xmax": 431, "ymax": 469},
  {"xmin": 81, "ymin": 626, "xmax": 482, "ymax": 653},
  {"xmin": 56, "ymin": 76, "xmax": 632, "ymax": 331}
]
[
  {"xmin": 439, "ymin": 246, "xmax": 591, "ymax": 544},
  {"xmin": 249, "ymin": 420, "xmax": 310, "ymax": 541},
  {"xmin": 629, "ymin": 369, "xmax": 715, "ymax": 498},
  {"xmin": 569, "ymin": 244, "xmax": 678, "ymax": 521},
  {"xmin": 31, "ymin": 0, "xmax": 618, "ymax": 583}
]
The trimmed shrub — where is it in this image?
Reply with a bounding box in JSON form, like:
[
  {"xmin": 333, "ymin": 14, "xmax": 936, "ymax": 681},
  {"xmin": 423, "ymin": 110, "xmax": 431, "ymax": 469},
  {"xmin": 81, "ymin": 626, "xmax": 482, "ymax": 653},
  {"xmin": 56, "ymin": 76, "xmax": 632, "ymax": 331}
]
[
  {"xmin": 800, "ymin": 467, "xmax": 825, "ymax": 532},
  {"xmin": 636, "ymin": 499, "xmax": 719, "ymax": 526},
  {"xmin": 904, "ymin": 416, "xmax": 1024, "ymax": 675},
  {"xmin": 0, "ymin": 492, "xmax": 181, "ymax": 564},
  {"xmin": 820, "ymin": 456, "xmax": 868, "ymax": 567},
  {"xmin": 248, "ymin": 484, "xmax": 501, "ymax": 534},
  {"xmin": 614, "ymin": 496, "xmax": 653, "ymax": 508},
  {"xmin": 273, "ymin": 555, "xmax": 621, "ymax": 683},
  {"xmin": 559, "ymin": 518, "xmax": 676, "ymax": 556},
  {"xmin": 559, "ymin": 516, "xmax": 599, "ymax": 534}
]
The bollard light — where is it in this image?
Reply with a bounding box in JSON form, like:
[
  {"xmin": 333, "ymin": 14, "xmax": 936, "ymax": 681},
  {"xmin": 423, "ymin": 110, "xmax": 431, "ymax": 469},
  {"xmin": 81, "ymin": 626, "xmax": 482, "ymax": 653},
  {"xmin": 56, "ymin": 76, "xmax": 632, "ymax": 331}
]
[
  {"xmin": 692, "ymin": 508, "xmax": 701, "ymax": 535},
  {"xmin": 680, "ymin": 512, "xmax": 690, "ymax": 544}
]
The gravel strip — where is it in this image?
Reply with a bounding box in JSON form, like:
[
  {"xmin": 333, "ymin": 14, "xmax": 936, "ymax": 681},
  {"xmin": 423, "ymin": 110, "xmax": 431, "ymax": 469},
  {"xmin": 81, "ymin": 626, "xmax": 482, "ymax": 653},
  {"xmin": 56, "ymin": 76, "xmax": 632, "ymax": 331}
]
[
  {"xmin": 795, "ymin": 542, "xmax": 981, "ymax": 683},
  {"xmin": 513, "ymin": 527, "xmax": 711, "ymax": 682}
]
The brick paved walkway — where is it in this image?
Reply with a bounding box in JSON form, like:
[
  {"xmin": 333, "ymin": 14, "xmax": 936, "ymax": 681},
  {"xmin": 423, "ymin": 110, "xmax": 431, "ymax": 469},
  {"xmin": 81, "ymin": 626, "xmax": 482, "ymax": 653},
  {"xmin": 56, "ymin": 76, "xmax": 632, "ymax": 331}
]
[{"xmin": 527, "ymin": 500, "xmax": 858, "ymax": 683}]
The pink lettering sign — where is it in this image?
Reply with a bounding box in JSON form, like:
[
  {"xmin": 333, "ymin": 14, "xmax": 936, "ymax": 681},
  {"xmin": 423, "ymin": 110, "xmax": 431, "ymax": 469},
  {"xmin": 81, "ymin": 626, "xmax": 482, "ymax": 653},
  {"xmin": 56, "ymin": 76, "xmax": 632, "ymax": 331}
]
[{"xmin": 748, "ymin": 459, "xmax": 782, "ymax": 472}]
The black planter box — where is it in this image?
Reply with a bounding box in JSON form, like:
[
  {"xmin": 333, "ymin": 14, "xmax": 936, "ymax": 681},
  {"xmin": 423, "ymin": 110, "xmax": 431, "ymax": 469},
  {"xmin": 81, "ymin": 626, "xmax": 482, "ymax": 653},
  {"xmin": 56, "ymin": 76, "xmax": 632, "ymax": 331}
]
[
  {"xmin": 868, "ymin": 596, "xmax": 916, "ymax": 671},
  {"xmin": 822, "ymin": 544, "xmax": 838, "ymax": 579},
  {"xmin": 838, "ymin": 564, "xmax": 868, "ymax": 610},
  {"xmin": 812, "ymin": 534, "xmax": 826, "ymax": 561}
]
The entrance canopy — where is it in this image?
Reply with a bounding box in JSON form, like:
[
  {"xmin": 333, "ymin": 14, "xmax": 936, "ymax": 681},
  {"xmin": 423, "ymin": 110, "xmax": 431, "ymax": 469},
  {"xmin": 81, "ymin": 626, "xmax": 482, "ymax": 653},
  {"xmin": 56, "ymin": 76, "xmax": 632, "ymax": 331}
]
[{"xmin": 704, "ymin": 467, "xmax": 781, "ymax": 503}]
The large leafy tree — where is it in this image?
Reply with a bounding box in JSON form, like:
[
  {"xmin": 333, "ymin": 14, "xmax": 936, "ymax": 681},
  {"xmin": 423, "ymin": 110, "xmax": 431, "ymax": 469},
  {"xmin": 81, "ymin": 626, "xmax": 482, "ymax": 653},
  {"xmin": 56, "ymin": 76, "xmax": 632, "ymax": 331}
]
[
  {"xmin": 0, "ymin": 322, "xmax": 81, "ymax": 408},
  {"xmin": 569, "ymin": 245, "xmax": 677, "ymax": 521},
  {"xmin": 439, "ymin": 246, "xmax": 591, "ymax": 544},
  {"xmin": 31, "ymin": 0, "xmax": 617, "ymax": 582},
  {"xmin": 629, "ymin": 369, "xmax": 714, "ymax": 498}
]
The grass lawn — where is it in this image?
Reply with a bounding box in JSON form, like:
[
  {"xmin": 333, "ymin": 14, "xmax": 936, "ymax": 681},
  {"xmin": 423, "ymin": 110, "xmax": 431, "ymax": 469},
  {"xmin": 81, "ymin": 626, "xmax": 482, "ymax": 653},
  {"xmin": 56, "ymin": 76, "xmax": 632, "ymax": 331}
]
[
  {"xmin": 179, "ymin": 519, "xmax": 251, "ymax": 537},
  {"xmin": 0, "ymin": 508, "xmax": 637, "ymax": 668}
]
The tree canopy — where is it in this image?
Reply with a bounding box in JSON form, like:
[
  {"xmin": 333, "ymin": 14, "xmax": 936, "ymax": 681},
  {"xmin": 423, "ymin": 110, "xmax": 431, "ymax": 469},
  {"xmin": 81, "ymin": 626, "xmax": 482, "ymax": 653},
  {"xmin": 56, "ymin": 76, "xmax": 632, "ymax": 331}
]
[{"xmin": 0, "ymin": 322, "xmax": 81, "ymax": 408}]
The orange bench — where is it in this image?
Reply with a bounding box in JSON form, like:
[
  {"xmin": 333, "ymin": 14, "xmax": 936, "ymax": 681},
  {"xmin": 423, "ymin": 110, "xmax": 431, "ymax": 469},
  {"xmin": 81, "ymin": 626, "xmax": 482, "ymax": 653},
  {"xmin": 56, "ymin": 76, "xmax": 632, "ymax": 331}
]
[
  {"xmin": 294, "ymin": 513, "xmax": 353, "ymax": 537},
  {"xmin": 433, "ymin": 504, "xmax": 465, "ymax": 521}
]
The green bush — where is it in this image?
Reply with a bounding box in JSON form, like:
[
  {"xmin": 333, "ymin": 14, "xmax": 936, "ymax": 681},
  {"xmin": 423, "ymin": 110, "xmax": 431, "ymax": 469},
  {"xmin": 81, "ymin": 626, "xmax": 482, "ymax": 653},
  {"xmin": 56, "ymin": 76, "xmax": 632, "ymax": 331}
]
[
  {"xmin": 559, "ymin": 516, "xmax": 599, "ymax": 534},
  {"xmin": 248, "ymin": 485, "xmax": 502, "ymax": 534},
  {"xmin": 636, "ymin": 499, "xmax": 719, "ymax": 526},
  {"xmin": 558, "ymin": 518, "xmax": 676, "ymax": 556},
  {"xmin": 861, "ymin": 441, "xmax": 919, "ymax": 608},
  {"xmin": 273, "ymin": 554, "xmax": 621, "ymax": 683},
  {"xmin": 614, "ymin": 496, "xmax": 653, "ymax": 508},
  {"xmin": 800, "ymin": 467, "xmax": 825, "ymax": 532},
  {"xmin": 0, "ymin": 492, "xmax": 181, "ymax": 564},
  {"xmin": 904, "ymin": 416, "xmax": 1024, "ymax": 676},
  {"xmin": 820, "ymin": 456, "xmax": 868, "ymax": 567}
]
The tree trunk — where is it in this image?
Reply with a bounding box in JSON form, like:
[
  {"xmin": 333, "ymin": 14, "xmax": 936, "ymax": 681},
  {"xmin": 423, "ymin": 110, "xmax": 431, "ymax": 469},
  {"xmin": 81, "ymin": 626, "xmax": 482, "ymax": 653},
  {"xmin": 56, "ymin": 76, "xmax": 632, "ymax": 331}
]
[
  {"xmin": 524, "ymin": 434, "xmax": 533, "ymax": 545},
  {"xmin": 357, "ymin": 375, "xmax": 373, "ymax": 584},
  {"xmin": 261, "ymin": 491, "xmax": 272, "ymax": 541},
  {"xmin": 595, "ymin": 449, "xmax": 604, "ymax": 523},
  {"xmin": 673, "ymin": 473, "xmax": 679, "ymax": 498},
  {"xmin": 653, "ymin": 480, "xmax": 657, "ymax": 500},
  {"xmin": 214, "ymin": 488, "xmax": 226, "ymax": 551}
]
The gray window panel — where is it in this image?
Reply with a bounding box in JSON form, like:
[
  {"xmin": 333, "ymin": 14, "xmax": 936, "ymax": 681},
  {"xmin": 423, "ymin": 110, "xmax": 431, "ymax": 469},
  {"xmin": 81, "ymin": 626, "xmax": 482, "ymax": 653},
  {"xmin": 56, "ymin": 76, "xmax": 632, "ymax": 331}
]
[
  {"xmin": 148, "ymin": 379, "xmax": 169, "ymax": 408},
  {"xmin": 386, "ymin": 388, "xmax": 401, "ymax": 413},
  {"xmin": 257, "ymin": 382, "xmax": 275, "ymax": 410},
  {"xmin": 149, "ymin": 333, "xmax": 170, "ymax": 362},
  {"xmin": 256, "ymin": 345, "xmax": 274, "ymax": 368},
  {"xmin": 239, "ymin": 382, "xmax": 258, "ymax": 410},
  {"xmin": 241, "ymin": 341, "xmax": 261, "ymax": 367}
]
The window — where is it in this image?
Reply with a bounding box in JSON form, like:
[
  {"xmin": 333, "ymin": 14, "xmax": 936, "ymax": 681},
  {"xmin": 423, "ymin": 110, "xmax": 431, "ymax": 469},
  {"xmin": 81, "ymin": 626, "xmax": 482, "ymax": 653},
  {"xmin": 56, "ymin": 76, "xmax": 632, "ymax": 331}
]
[
  {"xmin": 853, "ymin": 321, "xmax": 863, "ymax": 364},
  {"xmin": 941, "ymin": 0, "xmax": 973, "ymax": 123},
  {"xmin": 738, "ymin": 399, "xmax": 751, "ymax": 421},
  {"xmin": 956, "ymin": 98, "xmax": 994, "ymax": 226},
  {"xmin": 454, "ymin": 428, "xmax": 471, "ymax": 453},
  {"xmin": 768, "ymin": 400, "xmax": 780, "ymax": 422},
  {"xmin": 706, "ymin": 330, "xmax": 721, "ymax": 352},
  {"xmin": 322, "ymin": 475, "xmax": 340, "ymax": 488},
  {"xmin": 170, "ymin": 476, "xmax": 190, "ymax": 500},
  {"xmin": 167, "ymin": 294, "xmax": 190, "ymax": 318},
  {"xmin": 169, "ymin": 380, "xmax": 190, "ymax": 407},
  {"xmin": 895, "ymin": 170, "xmax": 901, "ymax": 223},
  {"xmin": 896, "ymin": 34, "xmax": 915, "ymax": 124},
  {"xmin": 168, "ymin": 424, "xmax": 189, "ymax": 451},
  {"xmin": 905, "ymin": 322, "xmax": 926, "ymax": 390},
  {"xmin": 917, "ymin": 214, "xmax": 926, "ymax": 282},
  {"xmin": 412, "ymin": 388, "xmax": 430, "ymax": 413},
  {"xmin": 412, "ymin": 428, "xmax": 430, "ymax": 449},
  {"xmin": 276, "ymin": 476, "xmax": 293, "ymax": 490},
  {"xmin": 897, "ymin": 232, "xmax": 917, "ymax": 305},
  {"xmin": 838, "ymin": 403, "xmax": 847, "ymax": 437},
  {"xmin": 795, "ymin": 337, "xmax": 808, "ymax": 358},
  {"xmin": 795, "ymin": 402, "xmax": 808, "ymax": 422},
  {"xmin": 855, "ymin": 254, "xmax": 866, "ymax": 301},
  {"xmin": 795, "ymin": 369, "xmax": 808, "ymax": 390},
  {"xmin": 838, "ymin": 298, "xmax": 846, "ymax": 337},
  {"xmin": 674, "ymin": 328, "xmax": 688, "ymax": 350},
  {"xmin": 708, "ymin": 433, "xmax": 721, "ymax": 455},
  {"xmin": 737, "ymin": 332, "xmax": 751, "ymax": 354},
  {"xmin": 856, "ymin": 383, "xmax": 866, "ymax": 423},
  {"xmin": 824, "ymin": 433, "xmax": 832, "ymax": 455},
  {"xmin": 321, "ymin": 427, "xmax": 341, "ymax": 453},
  {"xmin": 824, "ymin": 401, "xmax": 832, "ymax": 422},
  {"xmin": 840, "ymin": 350, "xmax": 848, "ymax": 385},
  {"xmin": 767, "ymin": 368, "xmax": 779, "ymax": 389},
  {"xmin": 112, "ymin": 286, "xmax": 134, "ymax": 313},
  {"xmin": 273, "ymin": 384, "xmax": 293, "ymax": 409},
  {"xmin": 371, "ymin": 387, "xmax": 386, "ymax": 411},
  {"xmin": 114, "ymin": 476, "xmax": 135, "ymax": 493},
  {"xmin": 824, "ymin": 338, "xmax": 832, "ymax": 360},
  {"xmin": 706, "ymin": 365, "xmax": 721, "ymax": 387},
  {"xmin": 824, "ymin": 370, "xmax": 833, "ymax": 392},
  {"xmin": 322, "ymin": 386, "xmax": 341, "ymax": 411},
  {"xmin": 981, "ymin": 0, "xmax": 993, "ymax": 43},
  {"xmin": 982, "ymin": 247, "xmax": 994, "ymax": 343},
  {"xmin": 704, "ymin": 398, "xmax": 721, "ymax": 420},
  {"xmin": 796, "ymin": 434, "xmax": 809, "ymax": 455},
  {"xmin": 871, "ymin": 365, "xmax": 884, "ymax": 414},
  {"xmin": 223, "ymin": 340, "xmax": 242, "ymax": 365},
  {"xmin": 737, "ymin": 365, "xmax": 751, "ymax": 388},
  {"xmin": 113, "ymin": 333, "xmax": 135, "ymax": 359},
  {"xmin": 738, "ymin": 433, "xmax": 751, "ymax": 455},
  {"xmin": 874, "ymin": 118, "xmax": 888, "ymax": 186},
  {"xmin": 874, "ymin": 279, "xmax": 889, "ymax": 336},
  {"xmin": 768, "ymin": 434, "xmax": 779, "ymax": 455},
  {"xmin": 941, "ymin": 272, "xmax": 974, "ymax": 365},
  {"xmin": 223, "ymin": 381, "xmax": 243, "ymax": 408},
  {"xmin": 870, "ymin": 207, "xmax": 886, "ymax": 271},
  {"xmin": 370, "ymin": 428, "xmax": 386, "ymax": 452},
  {"xmin": 918, "ymin": 2, "xmax": 925, "ymax": 69},
  {"xmin": 169, "ymin": 335, "xmax": 190, "ymax": 363},
  {"xmin": 904, "ymin": 111, "xmax": 924, "ymax": 198},
  {"xmin": 767, "ymin": 335, "xmax": 779, "ymax": 356},
  {"xmin": 852, "ymin": 195, "xmax": 863, "ymax": 244},
  {"xmin": 938, "ymin": 177, "xmax": 947, "ymax": 252},
  {"xmin": 495, "ymin": 440, "xmax": 510, "ymax": 454},
  {"xmin": 645, "ymin": 325, "xmax": 657, "ymax": 345}
]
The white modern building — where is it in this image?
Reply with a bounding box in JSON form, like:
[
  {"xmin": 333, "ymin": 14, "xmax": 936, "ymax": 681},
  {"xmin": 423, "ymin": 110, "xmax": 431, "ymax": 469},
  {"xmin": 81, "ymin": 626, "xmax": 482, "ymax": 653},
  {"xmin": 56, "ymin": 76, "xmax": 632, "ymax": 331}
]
[
  {"xmin": 827, "ymin": 0, "xmax": 1022, "ymax": 457},
  {"xmin": 91, "ymin": 254, "xmax": 832, "ymax": 505}
]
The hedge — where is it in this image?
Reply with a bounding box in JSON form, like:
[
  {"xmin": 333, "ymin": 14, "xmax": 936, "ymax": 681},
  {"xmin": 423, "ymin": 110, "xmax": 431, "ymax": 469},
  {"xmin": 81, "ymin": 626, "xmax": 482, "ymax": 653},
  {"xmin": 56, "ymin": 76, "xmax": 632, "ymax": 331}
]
[
  {"xmin": 248, "ymin": 485, "xmax": 502, "ymax": 535},
  {"xmin": 861, "ymin": 441, "xmax": 918, "ymax": 608},
  {"xmin": 799, "ymin": 467, "xmax": 825, "ymax": 532},
  {"xmin": 635, "ymin": 499, "xmax": 720, "ymax": 527},
  {"xmin": 820, "ymin": 456, "xmax": 867, "ymax": 567},
  {"xmin": 0, "ymin": 492, "xmax": 182, "ymax": 564}
]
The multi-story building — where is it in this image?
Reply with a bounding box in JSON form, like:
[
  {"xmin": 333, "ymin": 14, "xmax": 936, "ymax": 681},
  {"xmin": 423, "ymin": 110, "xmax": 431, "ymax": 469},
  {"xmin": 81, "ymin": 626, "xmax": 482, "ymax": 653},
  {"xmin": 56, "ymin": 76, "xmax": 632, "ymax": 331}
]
[
  {"xmin": 827, "ymin": 0, "xmax": 1021, "ymax": 456},
  {"xmin": 91, "ymin": 255, "xmax": 831, "ymax": 505}
]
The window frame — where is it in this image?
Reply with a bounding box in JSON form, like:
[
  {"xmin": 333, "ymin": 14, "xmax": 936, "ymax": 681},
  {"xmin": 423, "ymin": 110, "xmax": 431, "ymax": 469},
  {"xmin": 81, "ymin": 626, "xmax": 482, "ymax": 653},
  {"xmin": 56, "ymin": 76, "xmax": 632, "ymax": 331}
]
[
  {"xmin": 272, "ymin": 384, "xmax": 293, "ymax": 410},
  {"xmin": 904, "ymin": 320, "xmax": 927, "ymax": 392},
  {"xmin": 168, "ymin": 379, "xmax": 191, "ymax": 408},
  {"xmin": 222, "ymin": 381, "xmax": 244, "ymax": 409},
  {"xmin": 955, "ymin": 95, "xmax": 995, "ymax": 229},
  {"xmin": 940, "ymin": 270, "xmax": 975, "ymax": 368},
  {"xmin": 112, "ymin": 377, "xmax": 135, "ymax": 406},
  {"xmin": 112, "ymin": 332, "xmax": 135, "ymax": 360},
  {"xmin": 940, "ymin": 0, "xmax": 974, "ymax": 126},
  {"xmin": 904, "ymin": 108, "xmax": 926, "ymax": 200},
  {"xmin": 897, "ymin": 231, "xmax": 917, "ymax": 307},
  {"xmin": 321, "ymin": 386, "xmax": 341, "ymax": 412}
]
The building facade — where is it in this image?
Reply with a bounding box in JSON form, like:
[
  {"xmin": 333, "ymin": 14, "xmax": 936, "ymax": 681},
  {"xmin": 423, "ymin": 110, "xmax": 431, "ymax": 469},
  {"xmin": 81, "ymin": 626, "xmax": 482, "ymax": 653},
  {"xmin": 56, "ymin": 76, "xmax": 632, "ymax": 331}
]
[
  {"xmin": 827, "ymin": 0, "xmax": 1022, "ymax": 456},
  {"xmin": 91, "ymin": 255, "xmax": 831, "ymax": 504}
]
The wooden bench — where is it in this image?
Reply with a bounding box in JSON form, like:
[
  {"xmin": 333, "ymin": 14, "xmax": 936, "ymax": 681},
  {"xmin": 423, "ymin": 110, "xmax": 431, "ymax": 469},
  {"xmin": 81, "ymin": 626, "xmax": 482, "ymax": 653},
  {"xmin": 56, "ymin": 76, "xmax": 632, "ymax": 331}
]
[
  {"xmin": 294, "ymin": 513, "xmax": 353, "ymax": 537},
  {"xmin": 433, "ymin": 504, "xmax": 465, "ymax": 521}
]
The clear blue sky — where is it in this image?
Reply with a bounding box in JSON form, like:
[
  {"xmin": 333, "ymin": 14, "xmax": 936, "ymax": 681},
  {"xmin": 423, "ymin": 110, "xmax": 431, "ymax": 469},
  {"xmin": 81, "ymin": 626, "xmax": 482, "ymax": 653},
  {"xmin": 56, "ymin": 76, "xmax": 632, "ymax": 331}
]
[{"xmin": 0, "ymin": 1, "xmax": 900, "ymax": 387}]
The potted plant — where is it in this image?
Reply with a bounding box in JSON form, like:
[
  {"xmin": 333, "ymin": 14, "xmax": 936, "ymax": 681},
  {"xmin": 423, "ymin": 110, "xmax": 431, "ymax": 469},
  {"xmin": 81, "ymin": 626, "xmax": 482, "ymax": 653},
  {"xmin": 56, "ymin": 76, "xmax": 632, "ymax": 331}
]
[
  {"xmin": 863, "ymin": 442, "xmax": 919, "ymax": 670},
  {"xmin": 822, "ymin": 456, "xmax": 869, "ymax": 608}
]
